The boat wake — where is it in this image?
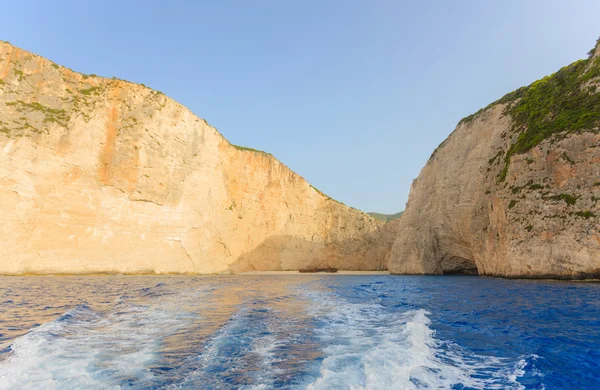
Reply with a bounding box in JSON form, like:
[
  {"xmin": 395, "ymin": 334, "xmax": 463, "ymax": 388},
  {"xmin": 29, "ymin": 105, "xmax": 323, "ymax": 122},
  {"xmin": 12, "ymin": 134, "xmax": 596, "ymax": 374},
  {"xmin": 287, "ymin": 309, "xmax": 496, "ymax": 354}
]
[
  {"xmin": 0, "ymin": 279, "xmax": 545, "ymax": 389},
  {"xmin": 300, "ymin": 288, "xmax": 542, "ymax": 389},
  {"xmin": 0, "ymin": 284, "xmax": 209, "ymax": 389}
]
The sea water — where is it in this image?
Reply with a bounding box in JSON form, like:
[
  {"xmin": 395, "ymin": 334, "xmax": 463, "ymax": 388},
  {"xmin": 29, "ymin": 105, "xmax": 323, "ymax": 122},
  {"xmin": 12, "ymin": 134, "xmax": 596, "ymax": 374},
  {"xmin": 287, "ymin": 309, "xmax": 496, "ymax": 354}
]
[{"xmin": 0, "ymin": 275, "xmax": 598, "ymax": 389}]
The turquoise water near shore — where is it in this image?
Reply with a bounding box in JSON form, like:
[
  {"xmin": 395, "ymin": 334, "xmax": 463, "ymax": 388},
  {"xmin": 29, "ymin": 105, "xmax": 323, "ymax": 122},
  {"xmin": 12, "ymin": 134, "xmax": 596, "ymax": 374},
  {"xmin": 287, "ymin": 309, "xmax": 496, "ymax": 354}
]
[{"xmin": 0, "ymin": 275, "xmax": 598, "ymax": 389}]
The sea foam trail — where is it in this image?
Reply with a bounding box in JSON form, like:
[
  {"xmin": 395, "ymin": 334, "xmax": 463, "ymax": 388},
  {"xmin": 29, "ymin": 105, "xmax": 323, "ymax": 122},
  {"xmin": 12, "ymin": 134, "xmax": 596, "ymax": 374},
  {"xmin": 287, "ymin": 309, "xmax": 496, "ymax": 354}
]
[
  {"xmin": 0, "ymin": 279, "xmax": 547, "ymax": 390},
  {"xmin": 0, "ymin": 285, "xmax": 211, "ymax": 390},
  {"xmin": 171, "ymin": 294, "xmax": 320, "ymax": 389},
  {"xmin": 300, "ymin": 288, "xmax": 537, "ymax": 390}
]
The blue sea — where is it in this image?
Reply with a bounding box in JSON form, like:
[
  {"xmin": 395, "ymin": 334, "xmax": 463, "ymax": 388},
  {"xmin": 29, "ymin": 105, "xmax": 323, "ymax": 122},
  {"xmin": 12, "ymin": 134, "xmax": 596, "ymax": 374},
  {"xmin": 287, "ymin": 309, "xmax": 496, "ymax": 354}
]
[{"xmin": 0, "ymin": 275, "xmax": 598, "ymax": 389}]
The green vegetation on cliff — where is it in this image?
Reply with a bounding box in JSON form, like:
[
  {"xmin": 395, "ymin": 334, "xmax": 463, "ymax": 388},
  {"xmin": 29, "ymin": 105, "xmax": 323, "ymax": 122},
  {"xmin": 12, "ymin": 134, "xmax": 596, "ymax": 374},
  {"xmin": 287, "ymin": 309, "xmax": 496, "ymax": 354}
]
[
  {"xmin": 367, "ymin": 211, "xmax": 403, "ymax": 222},
  {"xmin": 231, "ymin": 143, "xmax": 271, "ymax": 155},
  {"xmin": 5, "ymin": 100, "xmax": 70, "ymax": 129},
  {"xmin": 309, "ymin": 185, "xmax": 346, "ymax": 206},
  {"xmin": 506, "ymin": 59, "xmax": 599, "ymax": 150},
  {"xmin": 497, "ymin": 55, "xmax": 600, "ymax": 180},
  {"xmin": 458, "ymin": 37, "xmax": 600, "ymax": 181}
]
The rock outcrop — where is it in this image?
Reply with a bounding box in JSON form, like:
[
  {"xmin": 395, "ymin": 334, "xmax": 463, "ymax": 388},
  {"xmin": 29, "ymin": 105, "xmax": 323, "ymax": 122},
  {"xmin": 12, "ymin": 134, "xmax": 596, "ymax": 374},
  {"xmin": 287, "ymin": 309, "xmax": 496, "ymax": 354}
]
[
  {"xmin": 389, "ymin": 38, "xmax": 600, "ymax": 279},
  {"xmin": 0, "ymin": 41, "xmax": 394, "ymax": 275}
]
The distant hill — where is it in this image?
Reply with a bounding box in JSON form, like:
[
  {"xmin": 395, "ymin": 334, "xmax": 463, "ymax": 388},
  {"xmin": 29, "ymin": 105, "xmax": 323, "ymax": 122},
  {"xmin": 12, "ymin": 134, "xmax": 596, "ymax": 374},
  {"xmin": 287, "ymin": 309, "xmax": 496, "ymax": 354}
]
[{"xmin": 367, "ymin": 211, "xmax": 403, "ymax": 222}]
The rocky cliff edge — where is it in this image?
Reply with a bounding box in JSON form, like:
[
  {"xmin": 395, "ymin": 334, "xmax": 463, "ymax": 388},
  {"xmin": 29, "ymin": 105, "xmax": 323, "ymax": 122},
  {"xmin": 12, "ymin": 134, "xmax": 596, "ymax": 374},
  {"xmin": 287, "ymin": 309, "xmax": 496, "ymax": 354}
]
[
  {"xmin": 0, "ymin": 41, "xmax": 395, "ymax": 275},
  {"xmin": 389, "ymin": 38, "xmax": 600, "ymax": 279}
]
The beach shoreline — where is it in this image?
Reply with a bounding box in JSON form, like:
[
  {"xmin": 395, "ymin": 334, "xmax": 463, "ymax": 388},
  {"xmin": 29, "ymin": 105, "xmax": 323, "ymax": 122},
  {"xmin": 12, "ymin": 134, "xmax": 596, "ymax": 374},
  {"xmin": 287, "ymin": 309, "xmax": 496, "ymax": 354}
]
[{"xmin": 237, "ymin": 270, "xmax": 391, "ymax": 275}]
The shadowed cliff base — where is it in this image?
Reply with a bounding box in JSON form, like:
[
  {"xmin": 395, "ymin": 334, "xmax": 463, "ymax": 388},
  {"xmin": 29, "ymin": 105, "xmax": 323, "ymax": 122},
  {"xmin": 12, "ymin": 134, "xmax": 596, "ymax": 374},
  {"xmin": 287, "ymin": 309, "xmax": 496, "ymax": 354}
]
[
  {"xmin": 228, "ymin": 228, "xmax": 397, "ymax": 273},
  {"xmin": 480, "ymin": 270, "xmax": 600, "ymax": 281},
  {"xmin": 440, "ymin": 256, "xmax": 479, "ymax": 275},
  {"xmin": 229, "ymin": 235, "xmax": 391, "ymax": 273}
]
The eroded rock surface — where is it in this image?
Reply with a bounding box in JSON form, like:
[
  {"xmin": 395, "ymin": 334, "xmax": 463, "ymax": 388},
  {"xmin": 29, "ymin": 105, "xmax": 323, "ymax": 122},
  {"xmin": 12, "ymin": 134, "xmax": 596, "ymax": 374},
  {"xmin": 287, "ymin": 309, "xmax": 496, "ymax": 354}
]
[
  {"xmin": 0, "ymin": 41, "xmax": 394, "ymax": 274},
  {"xmin": 389, "ymin": 41, "xmax": 600, "ymax": 279}
]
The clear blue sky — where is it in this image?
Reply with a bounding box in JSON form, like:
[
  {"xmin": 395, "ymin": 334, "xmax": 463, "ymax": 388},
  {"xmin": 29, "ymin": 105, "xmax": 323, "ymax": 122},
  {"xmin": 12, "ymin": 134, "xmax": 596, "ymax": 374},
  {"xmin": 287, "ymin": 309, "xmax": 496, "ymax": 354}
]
[{"xmin": 1, "ymin": 1, "xmax": 599, "ymax": 213}]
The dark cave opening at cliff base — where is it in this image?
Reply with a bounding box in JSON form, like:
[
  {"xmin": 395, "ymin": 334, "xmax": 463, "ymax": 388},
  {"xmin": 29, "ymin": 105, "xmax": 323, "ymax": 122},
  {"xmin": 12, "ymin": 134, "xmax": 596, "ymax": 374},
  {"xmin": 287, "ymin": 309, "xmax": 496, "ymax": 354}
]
[{"xmin": 440, "ymin": 256, "xmax": 479, "ymax": 276}]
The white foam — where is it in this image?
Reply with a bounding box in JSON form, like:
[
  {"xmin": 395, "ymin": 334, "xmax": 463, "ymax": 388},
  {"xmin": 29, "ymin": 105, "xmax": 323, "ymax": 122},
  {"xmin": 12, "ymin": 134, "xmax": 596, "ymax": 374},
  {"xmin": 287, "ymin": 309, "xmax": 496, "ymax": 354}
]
[
  {"xmin": 301, "ymin": 289, "xmax": 535, "ymax": 390},
  {"xmin": 0, "ymin": 281, "xmax": 544, "ymax": 390},
  {"xmin": 173, "ymin": 305, "xmax": 285, "ymax": 389},
  {"xmin": 0, "ymin": 287, "xmax": 211, "ymax": 390}
]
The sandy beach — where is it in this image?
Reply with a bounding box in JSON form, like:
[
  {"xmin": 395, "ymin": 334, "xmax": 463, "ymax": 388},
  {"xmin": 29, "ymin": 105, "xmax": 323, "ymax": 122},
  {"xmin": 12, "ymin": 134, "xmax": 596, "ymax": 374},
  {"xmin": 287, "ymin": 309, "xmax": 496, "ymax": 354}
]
[{"xmin": 237, "ymin": 270, "xmax": 391, "ymax": 275}]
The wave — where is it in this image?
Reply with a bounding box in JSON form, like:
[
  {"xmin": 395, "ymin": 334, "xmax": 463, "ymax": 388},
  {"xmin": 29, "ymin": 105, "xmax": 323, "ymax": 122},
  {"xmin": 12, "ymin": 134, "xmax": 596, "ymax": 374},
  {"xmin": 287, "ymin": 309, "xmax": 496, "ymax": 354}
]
[
  {"xmin": 300, "ymin": 288, "xmax": 541, "ymax": 390},
  {"xmin": 172, "ymin": 297, "xmax": 319, "ymax": 389},
  {"xmin": 0, "ymin": 279, "xmax": 546, "ymax": 390},
  {"xmin": 0, "ymin": 287, "xmax": 211, "ymax": 390}
]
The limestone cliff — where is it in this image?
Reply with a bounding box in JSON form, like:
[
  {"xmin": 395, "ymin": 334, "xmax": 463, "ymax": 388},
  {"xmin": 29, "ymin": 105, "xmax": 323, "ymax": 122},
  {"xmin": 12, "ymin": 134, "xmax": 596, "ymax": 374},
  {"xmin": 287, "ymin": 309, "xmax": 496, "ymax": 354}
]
[
  {"xmin": 389, "ymin": 38, "xmax": 600, "ymax": 279},
  {"xmin": 0, "ymin": 41, "xmax": 393, "ymax": 275}
]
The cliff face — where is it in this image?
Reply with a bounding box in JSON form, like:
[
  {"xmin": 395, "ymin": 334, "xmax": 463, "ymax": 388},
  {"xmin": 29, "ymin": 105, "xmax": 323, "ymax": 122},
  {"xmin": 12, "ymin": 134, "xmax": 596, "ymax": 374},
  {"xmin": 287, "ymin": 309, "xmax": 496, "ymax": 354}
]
[
  {"xmin": 389, "ymin": 40, "xmax": 600, "ymax": 279},
  {"xmin": 0, "ymin": 41, "xmax": 393, "ymax": 275}
]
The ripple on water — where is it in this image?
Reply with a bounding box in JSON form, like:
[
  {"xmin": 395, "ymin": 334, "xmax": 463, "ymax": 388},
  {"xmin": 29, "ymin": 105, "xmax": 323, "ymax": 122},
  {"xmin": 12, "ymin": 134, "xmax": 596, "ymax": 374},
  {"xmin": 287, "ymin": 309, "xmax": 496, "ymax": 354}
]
[{"xmin": 0, "ymin": 276, "xmax": 598, "ymax": 389}]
